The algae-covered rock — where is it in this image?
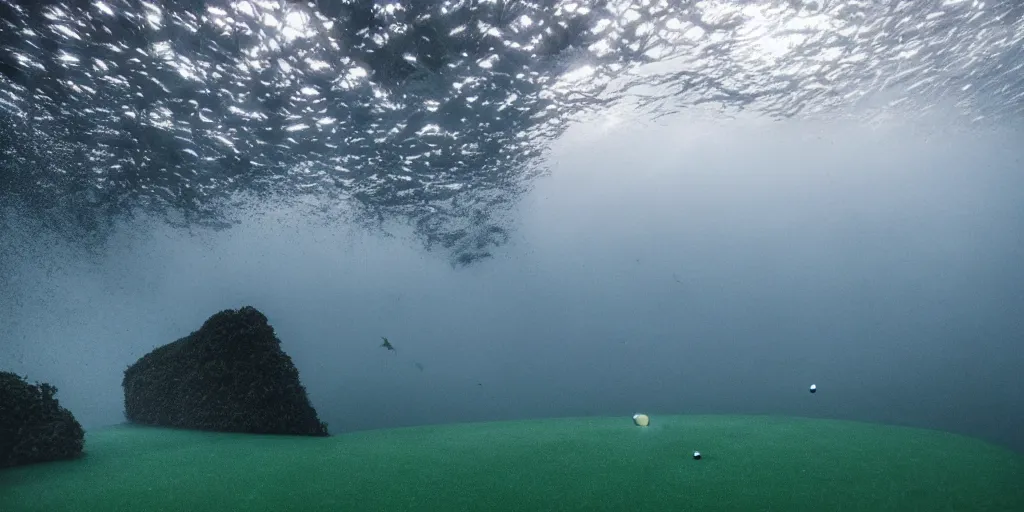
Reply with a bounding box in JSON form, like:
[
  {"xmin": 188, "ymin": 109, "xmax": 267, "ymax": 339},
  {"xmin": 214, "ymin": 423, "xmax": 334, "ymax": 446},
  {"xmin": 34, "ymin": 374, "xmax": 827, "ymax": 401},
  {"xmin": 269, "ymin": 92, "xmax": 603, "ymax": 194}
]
[
  {"xmin": 0, "ymin": 371, "xmax": 85, "ymax": 468},
  {"xmin": 122, "ymin": 306, "xmax": 328, "ymax": 436}
]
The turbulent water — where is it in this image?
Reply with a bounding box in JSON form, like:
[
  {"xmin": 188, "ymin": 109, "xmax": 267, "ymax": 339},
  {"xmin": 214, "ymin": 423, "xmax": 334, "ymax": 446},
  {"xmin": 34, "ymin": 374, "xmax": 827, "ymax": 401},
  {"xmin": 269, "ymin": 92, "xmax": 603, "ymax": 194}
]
[{"xmin": 1, "ymin": 0, "xmax": 1022, "ymax": 267}]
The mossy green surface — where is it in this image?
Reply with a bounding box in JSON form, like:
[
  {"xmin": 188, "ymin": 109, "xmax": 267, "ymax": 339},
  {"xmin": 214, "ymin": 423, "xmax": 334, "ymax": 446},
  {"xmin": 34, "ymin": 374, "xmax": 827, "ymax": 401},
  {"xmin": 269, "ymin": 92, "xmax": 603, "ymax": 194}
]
[{"xmin": 1, "ymin": 415, "xmax": 1022, "ymax": 511}]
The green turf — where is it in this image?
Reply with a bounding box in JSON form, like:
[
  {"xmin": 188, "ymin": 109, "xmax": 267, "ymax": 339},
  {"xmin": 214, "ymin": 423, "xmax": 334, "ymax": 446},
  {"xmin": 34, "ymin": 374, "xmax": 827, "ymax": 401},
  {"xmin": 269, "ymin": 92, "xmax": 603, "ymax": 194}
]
[{"xmin": 1, "ymin": 415, "xmax": 1022, "ymax": 511}]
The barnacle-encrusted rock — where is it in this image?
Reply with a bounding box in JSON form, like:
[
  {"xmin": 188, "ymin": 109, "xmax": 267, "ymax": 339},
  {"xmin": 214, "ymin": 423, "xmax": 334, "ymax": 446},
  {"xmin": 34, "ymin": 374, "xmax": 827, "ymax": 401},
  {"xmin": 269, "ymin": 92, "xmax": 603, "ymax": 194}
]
[
  {"xmin": 122, "ymin": 306, "xmax": 328, "ymax": 436},
  {"xmin": 0, "ymin": 372, "xmax": 85, "ymax": 468}
]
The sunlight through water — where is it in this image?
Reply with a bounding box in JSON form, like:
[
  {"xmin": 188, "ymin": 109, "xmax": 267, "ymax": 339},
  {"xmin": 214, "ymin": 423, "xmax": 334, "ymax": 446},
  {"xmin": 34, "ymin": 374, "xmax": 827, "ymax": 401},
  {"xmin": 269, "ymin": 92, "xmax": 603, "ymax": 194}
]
[{"xmin": 0, "ymin": 0, "xmax": 1022, "ymax": 264}]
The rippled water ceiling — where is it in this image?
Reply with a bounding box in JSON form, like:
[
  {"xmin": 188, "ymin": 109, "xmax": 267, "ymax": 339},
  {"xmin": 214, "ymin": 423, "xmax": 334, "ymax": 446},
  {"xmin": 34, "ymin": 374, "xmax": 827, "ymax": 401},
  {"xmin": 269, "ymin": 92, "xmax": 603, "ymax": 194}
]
[{"xmin": 1, "ymin": 0, "xmax": 1021, "ymax": 264}]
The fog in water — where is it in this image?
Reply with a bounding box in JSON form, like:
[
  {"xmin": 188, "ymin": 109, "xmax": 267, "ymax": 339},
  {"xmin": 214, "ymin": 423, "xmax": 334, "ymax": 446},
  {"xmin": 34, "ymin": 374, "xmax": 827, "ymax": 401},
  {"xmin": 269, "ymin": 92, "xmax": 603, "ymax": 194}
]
[
  {"xmin": 1, "ymin": 0, "xmax": 1023, "ymax": 455},
  {"xmin": 3, "ymin": 107, "xmax": 1023, "ymax": 453}
]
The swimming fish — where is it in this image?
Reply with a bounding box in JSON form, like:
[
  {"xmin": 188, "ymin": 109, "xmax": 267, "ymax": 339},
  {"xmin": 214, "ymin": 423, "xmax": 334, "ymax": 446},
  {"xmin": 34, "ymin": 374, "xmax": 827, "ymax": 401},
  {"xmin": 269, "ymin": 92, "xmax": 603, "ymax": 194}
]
[{"xmin": 380, "ymin": 336, "xmax": 397, "ymax": 353}]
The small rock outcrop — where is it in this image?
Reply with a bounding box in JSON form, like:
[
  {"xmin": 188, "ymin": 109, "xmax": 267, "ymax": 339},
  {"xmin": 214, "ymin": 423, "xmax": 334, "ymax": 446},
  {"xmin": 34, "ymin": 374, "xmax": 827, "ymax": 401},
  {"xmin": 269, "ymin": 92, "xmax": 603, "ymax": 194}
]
[
  {"xmin": 122, "ymin": 306, "xmax": 328, "ymax": 436},
  {"xmin": 0, "ymin": 372, "xmax": 85, "ymax": 468}
]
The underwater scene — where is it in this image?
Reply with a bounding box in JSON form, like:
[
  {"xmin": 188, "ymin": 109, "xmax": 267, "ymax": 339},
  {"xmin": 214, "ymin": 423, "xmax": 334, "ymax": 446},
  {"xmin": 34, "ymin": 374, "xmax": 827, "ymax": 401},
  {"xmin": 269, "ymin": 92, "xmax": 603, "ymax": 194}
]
[{"xmin": 1, "ymin": 0, "xmax": 1023, "ymax": 510}]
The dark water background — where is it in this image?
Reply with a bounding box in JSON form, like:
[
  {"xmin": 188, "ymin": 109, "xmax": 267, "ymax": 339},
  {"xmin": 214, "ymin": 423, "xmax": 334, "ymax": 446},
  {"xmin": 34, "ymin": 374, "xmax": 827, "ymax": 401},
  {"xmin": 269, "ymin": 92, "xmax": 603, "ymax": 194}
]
[{"xmin": 2, "ymin": 0, "xmax": 1023, "ymax": 453}]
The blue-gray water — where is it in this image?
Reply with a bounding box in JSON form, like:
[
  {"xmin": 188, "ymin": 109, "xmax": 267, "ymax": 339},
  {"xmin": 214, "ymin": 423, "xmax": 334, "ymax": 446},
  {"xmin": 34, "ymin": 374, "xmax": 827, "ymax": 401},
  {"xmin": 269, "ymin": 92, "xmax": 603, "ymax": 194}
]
[{"xmin": 1, "ymin": 0, "xmax": 1023, "ymax": 454}]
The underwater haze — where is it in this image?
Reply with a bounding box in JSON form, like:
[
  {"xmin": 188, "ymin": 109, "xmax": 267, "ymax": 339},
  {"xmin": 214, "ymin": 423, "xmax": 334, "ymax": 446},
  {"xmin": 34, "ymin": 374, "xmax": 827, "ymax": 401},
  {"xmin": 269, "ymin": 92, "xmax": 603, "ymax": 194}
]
[{"xmin": 2, "ymin": 0, "xmax": 1024, "ymax": 457}]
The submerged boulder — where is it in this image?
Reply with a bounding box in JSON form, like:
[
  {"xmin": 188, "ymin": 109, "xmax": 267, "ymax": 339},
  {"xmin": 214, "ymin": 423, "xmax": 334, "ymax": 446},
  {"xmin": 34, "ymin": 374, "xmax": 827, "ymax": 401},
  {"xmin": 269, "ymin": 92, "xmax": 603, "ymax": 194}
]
[
  {"xmin": 122, "ymin": 306, "xmax": 328, "ymax": 436},
  {"xmin": 0, "ymin": 372, "xmax": 85, "ymax": 468}
]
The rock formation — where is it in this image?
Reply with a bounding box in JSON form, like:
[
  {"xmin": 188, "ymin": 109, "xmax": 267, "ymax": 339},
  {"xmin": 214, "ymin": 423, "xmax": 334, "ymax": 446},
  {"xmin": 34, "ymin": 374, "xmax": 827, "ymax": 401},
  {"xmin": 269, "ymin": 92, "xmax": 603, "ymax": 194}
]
[
  {"xmin": 122, "ymin": 306, "xmax": 328, "ymax": 436},
  {"xmin": 0, "ymin": 371, "xmax": 85, "ymax": 468}
]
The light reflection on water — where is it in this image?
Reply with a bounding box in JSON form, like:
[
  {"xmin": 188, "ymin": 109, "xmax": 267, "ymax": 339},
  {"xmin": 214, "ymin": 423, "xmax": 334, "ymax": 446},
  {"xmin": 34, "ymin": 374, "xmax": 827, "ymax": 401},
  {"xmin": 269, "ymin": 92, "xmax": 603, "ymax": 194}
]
[{"xmin": 0, "ymin": 0, "xmax": 1021, "ymax": 263}]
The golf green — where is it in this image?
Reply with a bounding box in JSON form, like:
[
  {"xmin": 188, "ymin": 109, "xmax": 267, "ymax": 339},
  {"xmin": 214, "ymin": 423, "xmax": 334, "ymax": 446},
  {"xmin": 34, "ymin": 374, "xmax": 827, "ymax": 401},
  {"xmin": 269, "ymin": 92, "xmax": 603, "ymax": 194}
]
[{"xmin": 1, "ymin": 415, "xmax": 1021, "ymax": 511}]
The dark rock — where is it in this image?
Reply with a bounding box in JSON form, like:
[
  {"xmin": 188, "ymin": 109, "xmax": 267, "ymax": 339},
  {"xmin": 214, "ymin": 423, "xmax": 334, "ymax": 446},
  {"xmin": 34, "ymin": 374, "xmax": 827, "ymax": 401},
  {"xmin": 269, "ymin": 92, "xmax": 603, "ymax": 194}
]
[
  {"xmin": 122, "ymin": 306, "xmax": 329, "ymax": 436},
  {"xmin": 0, "ymin": 372, "xmax": 85, "ymax": 468}
]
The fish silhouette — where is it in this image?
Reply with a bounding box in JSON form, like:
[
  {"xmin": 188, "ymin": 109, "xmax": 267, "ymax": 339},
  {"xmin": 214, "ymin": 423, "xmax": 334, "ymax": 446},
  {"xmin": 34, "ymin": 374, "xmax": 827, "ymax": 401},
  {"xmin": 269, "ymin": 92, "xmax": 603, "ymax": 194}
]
[{"xmin": 380, "ymin": 336, "xmax": 397, "ymax": 354}]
